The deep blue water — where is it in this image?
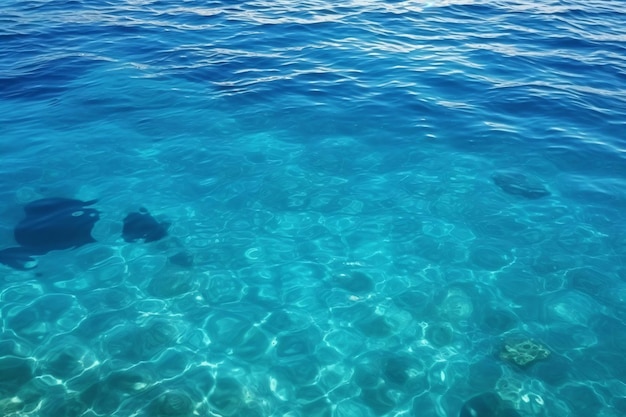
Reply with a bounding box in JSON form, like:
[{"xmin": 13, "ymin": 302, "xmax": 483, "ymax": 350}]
[{"xmin": 1, "ymin": 0, "xmax": 626, "ymax": 416}]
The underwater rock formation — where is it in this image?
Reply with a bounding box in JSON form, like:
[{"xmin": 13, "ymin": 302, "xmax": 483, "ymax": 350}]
[
  {"xmin": 492, "ymin": 170, "xmax": 550, "ymax": 199},
  {"xmin": 149, "ymin": 390, "xmax": 195, "ymax": 417},
  {"xmin": 0, "ymin": 199, "xmax": 178, "ymax": 271},
  {"xmin": 168, "ymin": 251, "xmax": 194, "ymax": 267},
  {"xmin": 425, "ymin": 322, "xmax": 455, "ymax": 347},
  {"xmin": 459, "ymin": 392, "xmax": 522, "ymax": 417},
  {"xmin": 122, "ymin": 207, "xmax": 169, "ymax": 243},
  {"xmin": 499, "ymin": 338, "xmax": 550, "ymax": 367},
  {"xmin": 0, "ymin": 198, "xmax": 99, "ymax": 270}
]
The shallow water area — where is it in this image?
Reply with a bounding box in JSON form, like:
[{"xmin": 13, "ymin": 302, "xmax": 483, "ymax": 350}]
[{"xmin": 1, "ymin": 0, "xmax": 626, "ymax": 416}]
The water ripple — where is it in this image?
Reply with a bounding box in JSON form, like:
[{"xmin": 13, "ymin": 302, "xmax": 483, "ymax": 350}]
[{"xmin": 1, "ymin": 1, "xmax": 626, "ymax": 417}]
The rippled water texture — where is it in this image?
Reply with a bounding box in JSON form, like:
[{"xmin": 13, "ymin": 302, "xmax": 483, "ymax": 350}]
[{"xmin": 1, "ymin": 0, "xmax": 625, "ymax": 416}]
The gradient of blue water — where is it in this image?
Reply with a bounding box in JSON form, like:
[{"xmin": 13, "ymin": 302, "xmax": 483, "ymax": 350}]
[{"xmin": 1, "ymin": 1, "xmax": 626, "ymax": 416}]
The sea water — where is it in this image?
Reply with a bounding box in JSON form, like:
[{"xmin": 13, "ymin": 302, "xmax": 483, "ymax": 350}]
[{"xmin": 1, "ymin": 0, "xmax": 625, "ymax": 416}]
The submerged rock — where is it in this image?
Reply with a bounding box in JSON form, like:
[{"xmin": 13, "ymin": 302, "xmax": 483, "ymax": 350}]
[
  {"xmin": 492, "ymin": 171, "xmax": 550, "ymax": 199},
  {"xmin": 169, "ymin": 251, "xmax": 194, "ymax": 267},
  {"xmin": 149, "ymin": 391, "xmax": 194, "ymax": 417},
  {"xmin": 459, "ymin": 392, "xmax": 522, "ymax": 417},
  {"xmin": 122, "ymin": 207, "xmax": 169, "ymax": 243},
  {"xmin": 426, "ymin": 322, "xmax": 455, "ymax": 347},
  {"xmin": 499, "ymin": 338, "xmax": 550, "ymax": 367},
  {"xmin": 0, "ymin": 198, "xmax": 99, "ymax": 270}
]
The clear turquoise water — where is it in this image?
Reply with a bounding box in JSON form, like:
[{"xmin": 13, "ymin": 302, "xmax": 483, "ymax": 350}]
[{"xmin": 1, "ymin": 0, "xmax": 626, "ymax": 416}]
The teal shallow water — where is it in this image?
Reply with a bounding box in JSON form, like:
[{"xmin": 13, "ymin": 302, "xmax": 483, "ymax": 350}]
[{"xmin": 1, "ymin": 0, "xmax": 626, "ymax": 416}]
